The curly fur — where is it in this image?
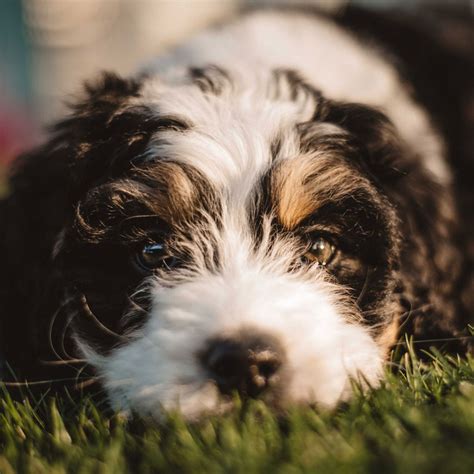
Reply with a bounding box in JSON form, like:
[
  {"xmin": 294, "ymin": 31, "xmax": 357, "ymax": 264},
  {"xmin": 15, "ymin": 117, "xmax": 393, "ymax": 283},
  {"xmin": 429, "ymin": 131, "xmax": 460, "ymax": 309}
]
[{"xmin": 0, "ymin": 7, "xmax": 472, "ymax": 418}]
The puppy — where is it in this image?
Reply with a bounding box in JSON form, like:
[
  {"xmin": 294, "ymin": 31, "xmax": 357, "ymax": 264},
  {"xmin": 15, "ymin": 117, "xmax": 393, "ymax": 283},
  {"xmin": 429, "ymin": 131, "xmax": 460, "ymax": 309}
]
[{"xmin": 1, "ymin": 7, "xmax": 472, "ymax": 419}]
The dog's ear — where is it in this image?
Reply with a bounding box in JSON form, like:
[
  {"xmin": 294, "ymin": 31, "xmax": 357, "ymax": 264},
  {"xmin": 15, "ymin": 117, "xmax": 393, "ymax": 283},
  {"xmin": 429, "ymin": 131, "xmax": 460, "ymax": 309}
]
[
  {"xmin": 0, "ymin": 72, "xmax": 152, "ymax": 374},
  {"xmin": 322, "ymin": 102, "xmax": 411, "ymax": 185},
  {"xmin": 324, "ymin": 102, "xmax": 471, "ymax": 352}
]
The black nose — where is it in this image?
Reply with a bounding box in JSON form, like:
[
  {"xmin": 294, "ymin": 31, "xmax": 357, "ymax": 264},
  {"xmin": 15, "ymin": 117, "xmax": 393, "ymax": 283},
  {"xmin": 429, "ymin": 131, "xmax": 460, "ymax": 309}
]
[{"xmin": 203, "ymin": 331, "xmax": 284, "ymax": 397}]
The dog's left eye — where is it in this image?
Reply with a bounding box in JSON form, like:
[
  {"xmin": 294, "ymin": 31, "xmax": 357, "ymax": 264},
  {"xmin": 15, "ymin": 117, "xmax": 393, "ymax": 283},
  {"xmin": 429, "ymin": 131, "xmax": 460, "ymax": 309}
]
[
  {"xmin": 135, "ymin": 242, "xmax": 177, "ymax": 272},
  {"xmin": 303, "ymin": 237, "xmax": 336, "ymax": 266}
]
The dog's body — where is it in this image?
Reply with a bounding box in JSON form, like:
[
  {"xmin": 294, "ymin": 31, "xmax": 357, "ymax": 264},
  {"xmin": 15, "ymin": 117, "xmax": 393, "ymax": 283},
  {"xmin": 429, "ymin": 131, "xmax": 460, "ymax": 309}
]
[{"xmin": 1, "ymin": 7, "xmax": 472, "ymax": 418}]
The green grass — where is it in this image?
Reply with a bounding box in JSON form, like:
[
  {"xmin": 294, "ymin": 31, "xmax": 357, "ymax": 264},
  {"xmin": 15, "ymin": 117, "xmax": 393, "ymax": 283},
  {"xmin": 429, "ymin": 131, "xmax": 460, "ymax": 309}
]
[{"xmin": 1, "ymin": 344, "xmax": 473, "ymax": 474}]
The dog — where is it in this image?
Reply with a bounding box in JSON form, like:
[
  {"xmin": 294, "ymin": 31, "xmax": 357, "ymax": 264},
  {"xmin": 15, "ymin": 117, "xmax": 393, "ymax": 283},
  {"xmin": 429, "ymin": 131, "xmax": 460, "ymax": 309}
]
[{"xmin": 1, "ymin": 6, "xmax": 472, "ymax": 419}]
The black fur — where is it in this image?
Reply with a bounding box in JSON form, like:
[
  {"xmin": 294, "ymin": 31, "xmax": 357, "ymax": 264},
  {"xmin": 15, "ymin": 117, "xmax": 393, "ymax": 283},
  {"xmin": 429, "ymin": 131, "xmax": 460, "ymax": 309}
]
[
  {"xmin": 333, "ymin": 4, "xmax": 474, "ymax": 352},
  {"xmin": 0, "ymin": 8, "xmax": 472, "ymax": 395}
]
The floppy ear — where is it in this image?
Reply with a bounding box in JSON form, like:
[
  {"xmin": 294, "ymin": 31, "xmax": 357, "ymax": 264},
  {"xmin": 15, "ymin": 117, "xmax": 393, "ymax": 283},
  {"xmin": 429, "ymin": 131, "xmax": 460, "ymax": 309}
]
[
  {"xmin": 0, "ymin": 72, "xmax": 154, "ymax": 377},
  {"xmin": 324, "ymin": 102, "xmax": 472, "ymax": 352},
  {"xmin": 322, "ymin": 102, "xmax": 416, "ymax": 185},
  {"xmin": 0, "ymin": 133, "xmax": 73, "ymax": 377}
]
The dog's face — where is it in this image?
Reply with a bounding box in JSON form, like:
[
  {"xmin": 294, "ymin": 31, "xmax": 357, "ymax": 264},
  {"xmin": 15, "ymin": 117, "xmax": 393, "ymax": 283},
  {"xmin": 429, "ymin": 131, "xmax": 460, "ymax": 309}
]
[{"xmin": 24, "ymin": 68, "xmax": 407, "ymax": 418}]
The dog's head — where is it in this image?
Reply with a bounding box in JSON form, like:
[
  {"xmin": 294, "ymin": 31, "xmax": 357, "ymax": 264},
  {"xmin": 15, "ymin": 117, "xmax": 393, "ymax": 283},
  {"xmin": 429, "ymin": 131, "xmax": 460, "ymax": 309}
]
[{"xmin": 2, "ymin": 67, "xmax": 461, "ymax": 418}]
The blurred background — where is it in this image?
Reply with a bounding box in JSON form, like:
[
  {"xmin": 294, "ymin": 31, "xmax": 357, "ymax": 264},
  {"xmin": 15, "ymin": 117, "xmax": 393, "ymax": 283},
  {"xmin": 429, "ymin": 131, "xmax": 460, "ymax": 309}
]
[{"xmin": 0, "ymin": 0, "xmax": 472, "ymax": 170}]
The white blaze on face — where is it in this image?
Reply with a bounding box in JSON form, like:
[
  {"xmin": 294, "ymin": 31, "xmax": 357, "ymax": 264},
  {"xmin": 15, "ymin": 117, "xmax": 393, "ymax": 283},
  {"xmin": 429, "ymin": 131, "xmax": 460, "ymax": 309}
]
[
  {"xmin": 136, "ymin": 66, "xmax": 318, "ymax": 206},
  {"xmin": 83, "ymin": 222, "xmax": 383, "ymax": 420}
]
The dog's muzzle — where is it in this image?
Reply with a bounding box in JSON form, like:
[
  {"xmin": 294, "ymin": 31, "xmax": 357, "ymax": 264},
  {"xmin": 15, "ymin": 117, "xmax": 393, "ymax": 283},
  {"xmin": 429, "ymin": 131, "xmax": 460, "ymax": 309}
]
[{"xmin": 201, "ymin": 330, "xmax": 285, "ymax": 398}]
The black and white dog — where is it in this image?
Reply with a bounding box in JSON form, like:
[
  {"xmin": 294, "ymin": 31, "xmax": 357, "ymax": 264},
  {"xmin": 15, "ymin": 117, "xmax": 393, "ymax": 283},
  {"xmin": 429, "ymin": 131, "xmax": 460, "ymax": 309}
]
[{"xmin": 1, "ymin": 6, "xmax": 472, "ymax": 418}]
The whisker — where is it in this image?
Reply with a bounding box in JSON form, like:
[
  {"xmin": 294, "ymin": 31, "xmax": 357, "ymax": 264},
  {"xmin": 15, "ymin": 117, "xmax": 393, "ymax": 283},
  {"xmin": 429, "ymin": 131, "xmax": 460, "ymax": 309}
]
[
  {"xmin": 74, "ymin": 363, "xmax": 91, "ymax": 387},
  {"xmin": 392, "ymin": 335, "xmax": 474, "ymax": 346},
  {"xmin": 74, "ymin": 378, "xmax": 99, "ymax": 390},
  {"xmin": 356, "ymin": 267, "xmax": 371, "ymax": 306},
  {"xmin": 398, "ymin": 302, "xmax": 433, "ymax": 333},
  {"xmin": 78, "ymin": 293, "xmax": 130, "ymax": 341},
  {"xmin": 47, "ymin": 295, "xmax": 77, "ymax": 365},
  {"xmin": 59, "ymin": 309, "xmax": 81, "ymax": 362},
  {"xmin": 40, "ymin": 359, "xmax": 87, "ymax": 366},
  {"xmin": 129, "ymin": 283, "xmax": 152, "ymax": 302},
  {"xmin": 126, "ymin": 296, "xmax": 148, "ymax": 315},
  {"xmin": 363, "ymin": 301, "xmax": 433, "ymax": 334},
  {"xmin": 1, "ymin": 376, "xmax": 95, "ymax": 387}
]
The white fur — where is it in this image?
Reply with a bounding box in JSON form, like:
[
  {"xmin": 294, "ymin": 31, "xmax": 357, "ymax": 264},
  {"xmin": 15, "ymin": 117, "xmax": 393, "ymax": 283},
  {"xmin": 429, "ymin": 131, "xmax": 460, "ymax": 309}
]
[
  {"xmin": 143, "ymin": 10, "xmax": 450, "ymax": 184},
  {"xmin": 137, "ymin": 67, "xmax": 315, "ymax": 204}
]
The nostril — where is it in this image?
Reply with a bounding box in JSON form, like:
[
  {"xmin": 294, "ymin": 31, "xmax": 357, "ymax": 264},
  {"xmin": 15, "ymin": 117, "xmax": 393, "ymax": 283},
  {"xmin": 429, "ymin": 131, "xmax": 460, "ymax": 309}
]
[
  {"xmin": 208, "ymin": 344, "xmax": 246, "ymax": 379},
  {"xmin": 259, "ymin": 360, "xmax": 279, "ymax": 377},
  {"xmin": 248, "ymin": 350, "xmax": 281, "ymax": 389},
  {"xmin": 253, "ymin": 352, "xmax": 281, "ymax": 378}
]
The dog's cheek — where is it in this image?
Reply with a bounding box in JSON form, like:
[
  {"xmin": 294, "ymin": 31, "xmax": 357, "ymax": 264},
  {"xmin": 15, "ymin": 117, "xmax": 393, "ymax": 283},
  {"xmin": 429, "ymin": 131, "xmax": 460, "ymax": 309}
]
[
  {"xmin": 74, "ymin": 312, "xmax": 224, "ymax": 418},
  {"xmin": 284, "ymin": 322, "xmax": 383, "ymax": 406}
]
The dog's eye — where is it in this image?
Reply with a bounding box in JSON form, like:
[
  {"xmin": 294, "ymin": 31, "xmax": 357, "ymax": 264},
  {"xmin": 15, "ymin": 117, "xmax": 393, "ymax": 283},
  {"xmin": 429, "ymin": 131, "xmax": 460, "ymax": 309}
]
[
  {"xmin": 303, "ymin": 237, "xmax": 336, "ymax": 266},
  {"xmin": 135, "ymin": 242, "xmax": 177, "ymax": 272}
]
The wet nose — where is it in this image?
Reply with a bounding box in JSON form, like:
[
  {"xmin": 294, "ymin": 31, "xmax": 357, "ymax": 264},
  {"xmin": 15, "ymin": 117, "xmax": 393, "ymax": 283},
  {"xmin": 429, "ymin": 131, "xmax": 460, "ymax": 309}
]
[{"xmin": 203, "ymin": 332, "xmax": 284, "ymax": 397}]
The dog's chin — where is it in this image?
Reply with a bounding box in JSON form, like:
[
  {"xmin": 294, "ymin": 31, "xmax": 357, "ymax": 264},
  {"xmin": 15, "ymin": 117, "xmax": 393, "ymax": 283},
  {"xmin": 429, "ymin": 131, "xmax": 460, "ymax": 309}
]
[{"xmin": 76, "ymin": 264, "xmax": 384, "ymax": 420}]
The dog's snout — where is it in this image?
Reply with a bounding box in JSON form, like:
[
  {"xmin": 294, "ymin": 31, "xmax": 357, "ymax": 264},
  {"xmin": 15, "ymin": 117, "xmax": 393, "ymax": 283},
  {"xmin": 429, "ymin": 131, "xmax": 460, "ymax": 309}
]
[{"xmin": 203, "ymin": 332, "xmax": 284, "ymax": 397}]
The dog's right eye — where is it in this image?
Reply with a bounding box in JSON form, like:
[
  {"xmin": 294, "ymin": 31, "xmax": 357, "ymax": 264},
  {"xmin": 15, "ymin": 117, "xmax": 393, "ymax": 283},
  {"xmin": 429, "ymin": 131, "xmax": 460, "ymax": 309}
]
[
  {"xmin": 135, "ymin": 242, "xmax": 177, "ymax": 272},
  {"xmin": 302, "ymin": 236, "xmax": 337, "ymax": 267}
]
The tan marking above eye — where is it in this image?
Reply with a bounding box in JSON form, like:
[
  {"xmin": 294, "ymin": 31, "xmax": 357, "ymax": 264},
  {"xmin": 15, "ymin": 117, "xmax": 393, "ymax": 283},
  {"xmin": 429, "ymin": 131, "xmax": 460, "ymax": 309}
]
[
  {"xmin": 133, "ymin": 161, "xmax": 196, "ymax": 223},
  {"xmin": 272, "ymin": 153, "xmax": 366, "ymax": 230}
]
